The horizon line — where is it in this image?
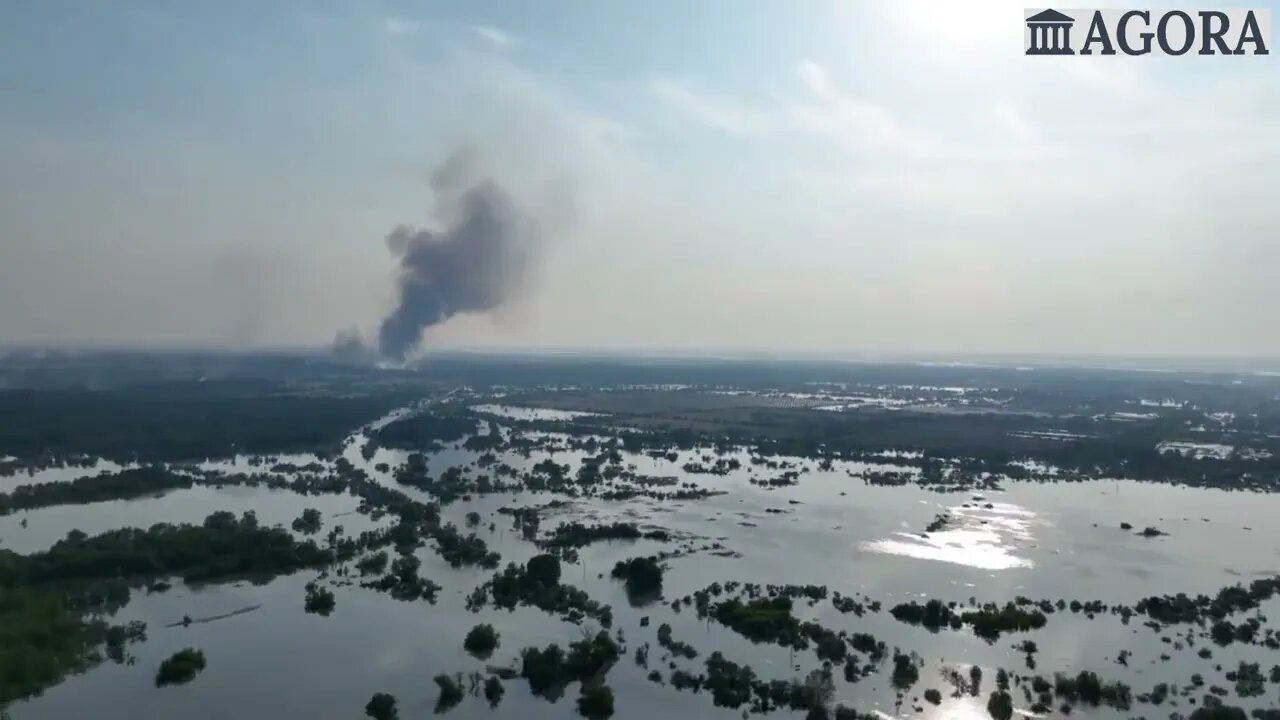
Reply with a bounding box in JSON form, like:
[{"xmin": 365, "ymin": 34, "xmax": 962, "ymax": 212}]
[{"xmin": 4, "ymin": 341, "xmax": 1280, "ymax": 374}]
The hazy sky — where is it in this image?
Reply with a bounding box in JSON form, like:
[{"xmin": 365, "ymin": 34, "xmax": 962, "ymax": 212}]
[{"xmin": 1, "ymin": 1, "xmax": 1276, "ymax": 357}]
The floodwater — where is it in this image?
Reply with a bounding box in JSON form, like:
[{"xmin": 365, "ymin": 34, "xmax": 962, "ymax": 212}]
[
  {"xmin": 0, "ymin": 485, "xmax": 380, "ymax": 555},
  {"xmin": 5, "ymin": 407, "xmax": 1280, "ymax": 720},
  {"xmin": 0, "ymin": 458, "xmax": 135, "ymax": 486},
  {"xmin": 472, "ymin": 403, "xmax": 607, "ymax": 422},
  {"xmin": 1157, "ymin": 441, "xmax": 1236, "ymax": 460}
]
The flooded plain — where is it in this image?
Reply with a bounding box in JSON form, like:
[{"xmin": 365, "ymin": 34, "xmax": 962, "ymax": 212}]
[{"xmin": 4, "ymin": 404, "xmax": 1280, "ymax": 720}]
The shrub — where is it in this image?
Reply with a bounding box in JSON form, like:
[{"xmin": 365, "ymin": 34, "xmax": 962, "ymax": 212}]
[
  {"xmin": 155, "ymin": 648, "xmax": 206, "ymax": 687},
  {"xmin": 464, "ymin": 623, "xmax": 500, "ymax": 658}
]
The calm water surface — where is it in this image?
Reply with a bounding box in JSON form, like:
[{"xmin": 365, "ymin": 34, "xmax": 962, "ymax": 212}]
[{"xmin": 7, "ymin": 409, "xmax": 1280, "ymax": 719}]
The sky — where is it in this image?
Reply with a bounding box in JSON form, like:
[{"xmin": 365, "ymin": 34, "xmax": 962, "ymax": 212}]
[{"xmin": 0, "ymin": 1, "xmax": 1276, "ymax": 359}]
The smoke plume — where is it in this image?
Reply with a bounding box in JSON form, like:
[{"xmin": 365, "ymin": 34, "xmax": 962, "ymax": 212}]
[
  {"xmin": 331, "ymin": 327, "xmax": 375, "ymax": 363},
  {"xmin": 374, "ymin": 151, "xmax": 539, "ymax": 361}
]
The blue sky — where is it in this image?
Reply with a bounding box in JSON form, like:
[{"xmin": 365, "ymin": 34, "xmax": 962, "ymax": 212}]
[{"xmin": 0, "ymin": 1, "xmax": 1276, "ymax": 357}]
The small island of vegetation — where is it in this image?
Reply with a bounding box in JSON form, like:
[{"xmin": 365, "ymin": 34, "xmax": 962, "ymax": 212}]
[
  {"xmin": 464, "ymin": 623, "xmax": 500, "ymax": 658},
  {"xmin": 156, "ymin": 648, "xmax": 206, "ymax": 687}
]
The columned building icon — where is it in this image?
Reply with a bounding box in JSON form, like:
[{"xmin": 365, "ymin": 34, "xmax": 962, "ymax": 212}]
[{"xmin": 1026, "ymin": 9, "xmax": 1075, "ymax": 55}]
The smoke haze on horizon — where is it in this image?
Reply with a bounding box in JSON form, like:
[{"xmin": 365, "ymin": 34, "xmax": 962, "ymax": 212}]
[{"xmin": 1, "ymin": 3, "xmax": 1278, "ymax": 358}]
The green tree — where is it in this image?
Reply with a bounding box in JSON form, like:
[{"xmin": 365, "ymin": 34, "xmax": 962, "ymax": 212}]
[
  {"xmin": 434, "ymin": 673, "xmax": 464, "ymax": 714},
  {"xmin": 155, "ymin": 648, "xmax": 206, "ymax": 687},
  {"xmin": 891, "ymin": 653, "xmax": 919, "ymax": 690},
  {"xmin": 1189, "ymin": 706, "xmax": 1247, "ymax": 720},
  {"xmin": 304, "ymin": 582, "xmax": 336, "ymax": 615},
  {"xmin": 526, "ymin": 554, "xmax": 561, "ymax": 586},
  {"xmin": 577, "ymin": 682, "xmax": 614, "ymax": 720},
  {"xmin": 610, "ymin": 557, "xmax": 664, "ymax": 603},
  {"xmin": 292, "ymin": 508, "xmax": 322, "ymax": 534},
  {"xmin": 987, "ymin": 691, "xmax": 1013, "ymax": 720},
  {"xmin": 464, "ymin": 623, "xmax": 500, "ymax": 659}
]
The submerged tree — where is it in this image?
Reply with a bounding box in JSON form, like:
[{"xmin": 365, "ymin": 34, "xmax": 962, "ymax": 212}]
[
  {"xmin": 433, "ymin": 673, "xmax": 464, "ymax": 714},
  {"xmin": 610, "ymin": 556, "xmax": 664, "ymax": 605},
  {"xmin": 577, "ymin": 682, "xmax": 615, "ymax": 720},
  {"xmin": 526, "ymin": 554, "xmax": 561, "ymax": 586},
  {"xmin": 155, "ymin": 648, "xmax": 206, "ymax": 687},
  {"xmin": 483, "ymin": 676, "xmax": 505, "ymax": 708},
  {"xmin": 304, "ymin": 581, "xmax": 336, "ymax": 615},
  {"xmin": 464, "ymin": 623, "xmax": 500, "ymax": 659},
  {"xmin": 987, "ymin": 690, "xmax": 1013, "ymax": 720},
  {"xmin": 891, "ymin": 653, "xmax": 919, "ymax": 691},
  {"xmin": 292, "ymin": 508, "xmax": 323, "ymax": 534}
]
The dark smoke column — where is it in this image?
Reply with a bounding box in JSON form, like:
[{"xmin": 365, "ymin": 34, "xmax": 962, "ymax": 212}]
[{"xmin": 378, "ymin": 163, "xmax": 535, "ymax": 361}]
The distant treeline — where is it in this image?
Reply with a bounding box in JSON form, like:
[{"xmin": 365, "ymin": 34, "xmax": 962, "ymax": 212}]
[
  {"xmin": 0, "ymin": 382, "xmax": 422, "ymax": 462},
  {"xmin": 500, "ymin": 407, "xmax": 1280, "ymax": 491}
]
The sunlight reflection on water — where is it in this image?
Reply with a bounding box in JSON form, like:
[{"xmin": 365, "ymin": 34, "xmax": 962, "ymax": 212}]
[
  {"xmin": 862, "ymin": 501, "xmax": 1036, "ymax": 570},
  {"xmin": 471, "ymin": 404, "xmax": 605, "ymax": 421}
]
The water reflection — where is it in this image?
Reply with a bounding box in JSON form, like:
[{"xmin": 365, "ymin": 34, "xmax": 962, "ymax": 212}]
[
  {"xmin": 471, "ymin": 404, "xmax": 606, "ymax": 421},
  {"xmin": 0, "ymin": 458, "xmax": 135, "ymax": 486},
  {"xmin": 863, "ymin": 501, "xmax": 1036, "ymax": 571},
  {"xmin": 0, "ymin": 486, "xmax": 381, "ymax": 554},
  {"xmin": 8, "ymin": 406, "xmax": 1280, "ymax": 720}
]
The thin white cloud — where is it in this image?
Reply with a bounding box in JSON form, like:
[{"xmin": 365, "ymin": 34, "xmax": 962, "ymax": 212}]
[
  {"xmin": 888, "ymin": 0, "xmax": 1017, "ymax": 57},
  {"xmin": 794, "ymin": 59, "xmax": 835, "ymax": 101},
  {"xmin": 650, "ymin": 79, "xmax": 774, "ymax": 135},
  {"xmin": 786, "ymin": 59, "xmax": 921, "ymax": 156},
  {"xmin": 383, "ymin": 17, "xmax": 421, "ymax": 36},
  {"xmin": 990, "ymin": 100, "xmax": 1034, "ymax": 143},
  {"xmin": 651, "ymin": 61, "xmax": 921, "ymax": 156},
  {"xmin": 470, "ymin": 25, "xmax": 514, "ymax": 48}
]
